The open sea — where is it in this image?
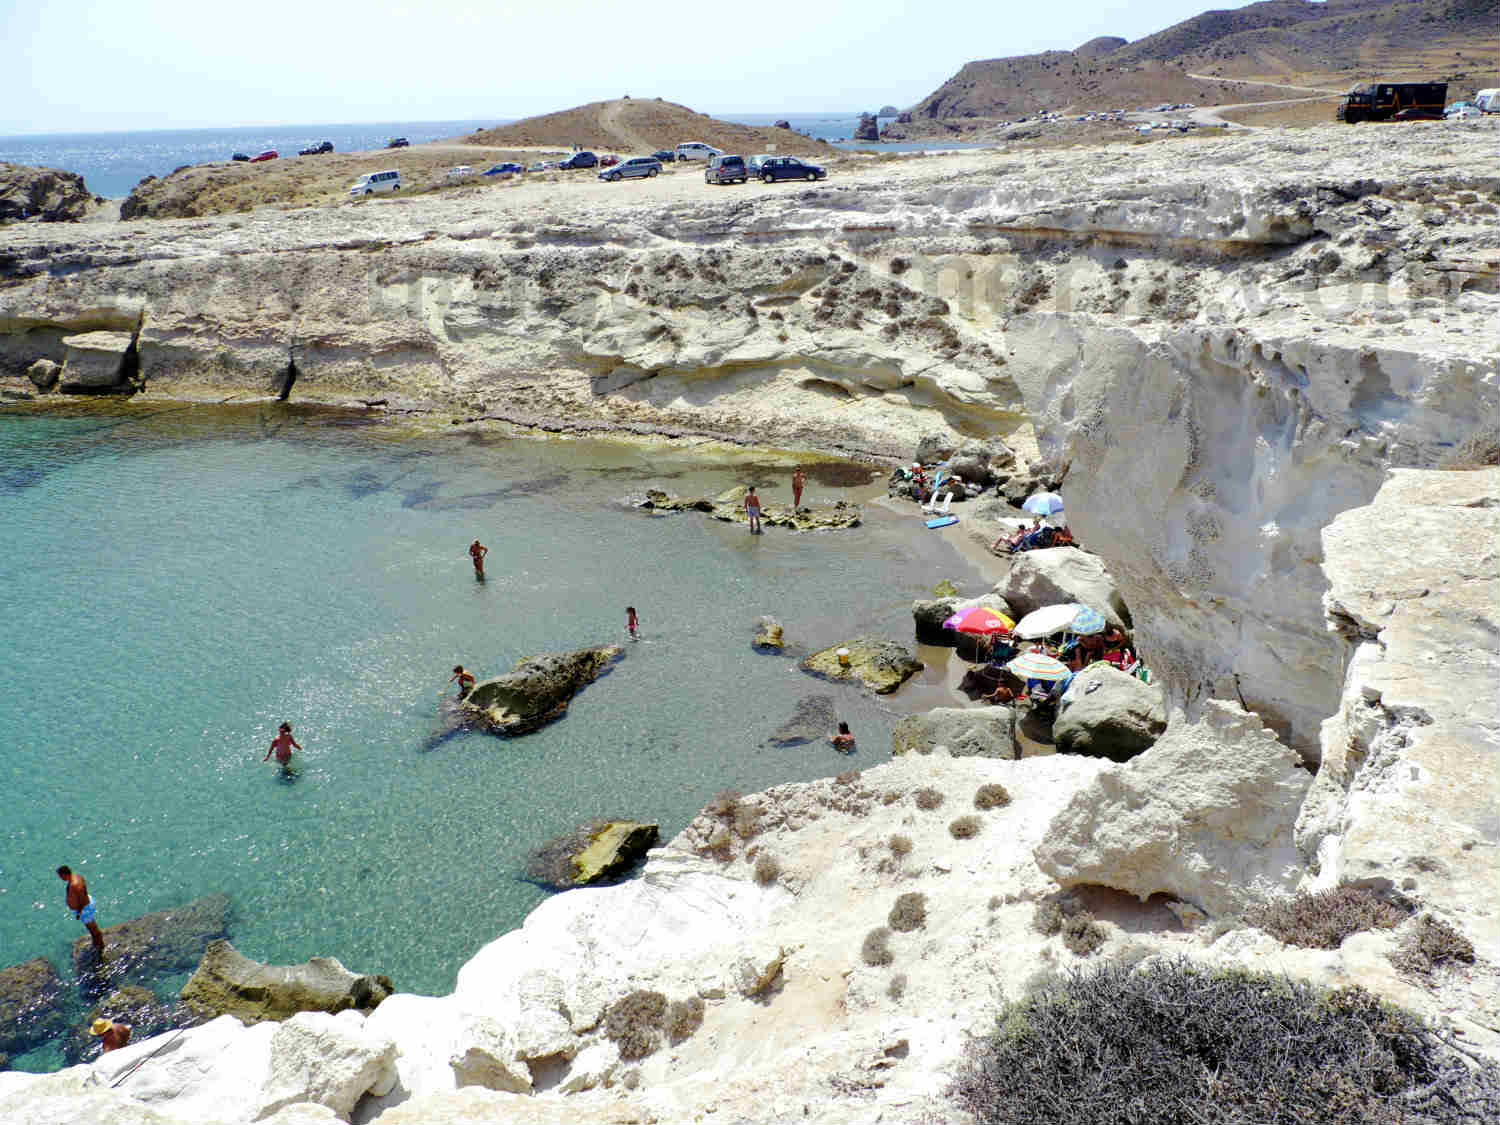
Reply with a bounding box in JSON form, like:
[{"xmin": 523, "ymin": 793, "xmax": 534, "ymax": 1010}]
[
  {"xmin": 0, "ymin": 401, "xmax": 980, "ymax": 1070},
  {"xmin": 0, "ymin": 113, "xmax": 991, "ymax": 200}
]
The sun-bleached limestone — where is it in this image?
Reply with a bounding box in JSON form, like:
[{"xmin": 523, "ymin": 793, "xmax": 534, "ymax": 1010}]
[
  {"xmin": 257, "ymin": 1010, "xmax": 398, "ymax": 1120},
  {"xmin": 993, "ymin": 546, "xmax": 1129, "ymax": 627},
  {"xmin": 1297, "ymin": 468, "xmax": 1500, "ymax": 977},
  {"xmin": 1035, "ymin": 700, "xmax": 1311, "ymax": 915}
]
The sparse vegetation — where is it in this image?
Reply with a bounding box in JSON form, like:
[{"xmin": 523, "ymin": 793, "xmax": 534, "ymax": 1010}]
[
  {"xmin": 950, "ymin": 959, "xmax": 1500, "ymax": 1125},
  {"xmin": 1062, "ymin": 913, "xmax": 1107, "ymax": 956},
  {"xmin": 1438, "ymin": 423, "xmax": 1500, "ymax": 469},
  {"xmin": 889, "ymin": 834, "xmax": 913, "ymax": 858},
  {"xmin": 915, "ymin": 787, "xmax": 945, "ymax": 811},
  {"xmin": 889, "ymin": 892, "xmax": 928, "ymax": 933},
  {"xmin": 949, "ymin": 814, "xmax": 983, "ymax": 839},
  {"xmin": 665, "ymin": 995, "xmax": 705, "ymax": 1045},
  {"xmin": 1390, "ymin": 914, "xmax": 1475, "ymax": 979},
  {"xmin": 862, "ymin": 927, "xmax": 895, "ymax": 966},
  {"xmin": 887, "ymin": 973, "xmax": 908, "ymax": 1001},
  {"xmin": 973, "ymin": 783, "xmax": 1011, "ymax": 810},
  {"xmin": 1244, "ymin": 885, "xmax": 1412, "ymax": 950},
  {"xmin": 604, "ymin": 989, "xmax": 668, "ymax": 1061}
]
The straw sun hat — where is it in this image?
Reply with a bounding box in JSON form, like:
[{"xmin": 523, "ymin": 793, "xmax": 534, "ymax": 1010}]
[{"xmin": 89, "ymin": 1018, "xmax": 112, "ymax": 1036}]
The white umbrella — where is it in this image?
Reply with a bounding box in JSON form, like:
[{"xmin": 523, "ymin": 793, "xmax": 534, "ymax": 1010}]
[
  {"xmin": 1013, "ymin": 604, "xmax": 1082, "ymax": 639},
  {"xmin": 1023, "ymin": 492, "xmax": 1064, "ymax": 517}
]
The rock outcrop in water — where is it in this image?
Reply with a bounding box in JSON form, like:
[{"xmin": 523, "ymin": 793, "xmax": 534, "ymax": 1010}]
[
  {"xmin": 799, "ymin": 636, "xmax": 922, "ymax": 694},
  {"xmin": 0, "ymin": 957, "xmax": 66, "ymax": 1058},
  {"xmin": 70, "ymin": 893, "xmax": 231, "ymax": 986},
  {"xmin": 179, "ymin": 940, "xmax": 394, "ymax": 1024},
  {"xmin": 462, "ymin": 647, "xmax": 621, "ymax": 735}
]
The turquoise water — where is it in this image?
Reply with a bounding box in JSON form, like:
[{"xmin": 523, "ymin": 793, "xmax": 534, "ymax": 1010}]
[{"xmin": 0, "ymin": 402, "xmax": 976, "ymax": 1068}]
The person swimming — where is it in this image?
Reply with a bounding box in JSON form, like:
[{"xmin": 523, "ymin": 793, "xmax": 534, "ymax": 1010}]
[{"xmin": 829, "ymin": 721, "xmax": 855, "ymax": 752}]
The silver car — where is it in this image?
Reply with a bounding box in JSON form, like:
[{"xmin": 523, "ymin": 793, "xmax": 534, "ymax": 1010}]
[{"xmin": 599, "ymin": 156, "xmax": 662, "ymax": 182}]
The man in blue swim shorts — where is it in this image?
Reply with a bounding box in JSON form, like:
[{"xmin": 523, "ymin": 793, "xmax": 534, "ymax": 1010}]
[{"xmin": 57, "ymin": 865, "xmax": 105, "ymax": 953}]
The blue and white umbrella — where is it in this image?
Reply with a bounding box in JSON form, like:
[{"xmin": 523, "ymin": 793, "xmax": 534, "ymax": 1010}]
[
  {"xmin": 1069, "ymin": 605, "xmax": 1108, "ymax": 635},
  {"xmin": 1022, "ymin": 491, "xmax": 1065, "ymax": 517}
]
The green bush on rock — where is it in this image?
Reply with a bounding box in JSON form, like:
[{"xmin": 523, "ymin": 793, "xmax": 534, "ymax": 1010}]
[
  {"xmin": 1244, "ymin": 884, "xmax": 1411, "ymax": 949},
  {"xmin": 950, "ymin": 959, "xmax": 1500, "ymax": 1125}
]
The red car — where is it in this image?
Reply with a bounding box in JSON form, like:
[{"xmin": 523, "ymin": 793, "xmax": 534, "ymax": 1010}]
[
  {"xmin": 599, "ymin": 154, "xmax": 620, "ymax": 167},
  {"xmin": 249, "ymin": 150, "xmax": 278, "ymax": 163}
]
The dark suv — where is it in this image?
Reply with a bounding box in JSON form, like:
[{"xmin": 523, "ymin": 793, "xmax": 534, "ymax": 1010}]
[
  {"xmin": 559, "ymin": 151, "xmax": 598, "ymax": 170},
  {"xmin": 705, "ymin": 154, "xmax": 747, "ymax": 185},
  {"xmin": 759, "ymin": 157, "xmax": 826, "ymax": 183}
]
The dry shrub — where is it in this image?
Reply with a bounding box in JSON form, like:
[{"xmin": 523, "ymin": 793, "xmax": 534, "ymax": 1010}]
[
  {"xmin": 949, "ymin": 814, "xmax": 983, "ymax": 839},
  {"xmin": 1244, "ymin": 885, "xmax": 1412, "ymax": 950},
  {"xmin": 887, "ymin": 973, "xmax": 908, "ymax": 1001},
  {"xmin": 988, "ymin": 895, "xmax": 1003, "ymax": 911},
  {"xmin": 889, "ymin": 892, "xmax": 928, "ymax": 933},
  {"xmin": 665, "ymin": 995, "xmax": 705, "ymax": 1045},
  {"xmin": 915, "ymin": 787, "xmax": 945, "ymax": 811},
  {"xmin": 1390, "ymin": 914, "xmax": 1475, "ymax": 979},
  {"xmin": 1438, "ymin": 423, "xmax": 1500, "ymax": 469},
  {"xmin": 702, "ymin": 828, "xmax": 733, "ymax": 863},
  {"xmin": 973, "ymin": 783, "xmax": 1011, "ymax": 810},
  {"xmin": 862, "ymin": 927, "xmax": 895, "ymax": 966},
  {"xmin": 889, "ymin": 834, "xmax": 913, "ymax": 858},
  {"xmin": 604, "ymin": 989, "xmax": 668, "ymax": 1061},
  {"xmin": 1062, "ymin": 913, "xmax": 1107, "ymax": 956},
  {"xmin": 1033, "ymin": 899, "xmax": 1067, "ymax": 936},
  {"xmin": 950, "ymin": 959, "xmax": 1500, "ymax": 1125},
  {"xmin": 733, "ymin": 802, "xmax": 762, "ymax": 839},
  {"xmin": 754, "ymin": 853, "xmax": 781, "ymax": 886},
  {"xmin": 834, "ymin": 769, "xmax": 862, "ymax": 787},
  {"xmin": 890, "ymin": 257, "xmax": 910, "ymax": 275},
  {"xmin": 882, "ymin": 791, "xmax": 902, "ymax": 805}
]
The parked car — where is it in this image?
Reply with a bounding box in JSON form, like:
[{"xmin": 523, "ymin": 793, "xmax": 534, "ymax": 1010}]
[
  {"xmin": 599, "ymin": 156, "xmax": 662, "ymax": 181},
  {"xmin": 599, "ymin": 154, "xmax": 620, "ymax": 167},
  {"xmin": 757, "ymin": 156, "xmax": 826, "ymax": 183},
  {"xmin": 231, "ymin": 152, "xmax": 250, "ymax": 162},
  {"xmin": 445, "ymin": 165, "xmax": 475, "ymax": 179},
  {"xmin": 387, "ymin": 137, "xmax": 409, "ymax": 148},
  {"xmin": 348, "ymin": 169, "xmax": 402, "ymax": 196},
  {"xmin": 249, "ymin": 150, "xmax": 278, "ymax": 163},
  {"xmin": 299, "ymin": 141, "xmax": 333, "ymax": 156},
  {"xmin": 482, "ymin": 162, "xmax": 525, "ymax": 176},
  {"xmin": 527, "ymin": 160, "xmax": 555, "ymax": 172},
  {"xmin": 558, "ymin": 151, "xmax": 598, "ymax": 170},
  {"xmin": 675, "ymin": 141, "xmax": 721, "ymax": 162},
  {"xmin": 746, "ymin": 154, "xmax": 772, "ymax": 177},
  {"xmin": 651, "ymin": 149, "xmax": 676, "ymax": 163},
  {"xmin": 705, "ymin": 154, "xmax": 747, "ymax": 184},
  {"xmin": 1391, "ymin": 107, "xmax": 1444, "ymax": 121}
]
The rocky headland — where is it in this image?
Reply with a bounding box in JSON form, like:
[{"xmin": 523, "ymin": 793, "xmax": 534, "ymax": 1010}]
[{"xmin": 1, "ymin": 121, "xmax": 1497, "ymax": 1121}]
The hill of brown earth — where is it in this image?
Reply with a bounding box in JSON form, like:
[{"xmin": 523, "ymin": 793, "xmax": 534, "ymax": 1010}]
[
  {"xmin": 889, "ymin": 0, "xmax": 1498, "ymax": 137},
  {"xmin": 462, "ymin": 98, "xmax": 828, "ymax": 156}
]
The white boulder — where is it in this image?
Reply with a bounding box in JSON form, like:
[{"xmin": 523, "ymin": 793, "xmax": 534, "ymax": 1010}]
[
  {"xmin": 993, "ymin": 546, "xmax": 1129, "ymax": 628},
  {"xmin": 1054, "ymin": 664, "xmax": 1166, "ymax": 761},
  {"xmin": 257, "ymin": 1010, "xmax": 397, "ymax": 1121},
  {"xmin": 447, "ymin": 1014, "xmax": 532, "ymax": 1094},
  {"xmin": 1035, "ymin": 700, "xmax": 1311, "ymax": 915}
]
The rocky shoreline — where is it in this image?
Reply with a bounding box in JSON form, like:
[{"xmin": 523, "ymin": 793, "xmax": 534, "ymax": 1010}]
[{"xmin": 2, "ymin": 123, "xmax": 1497, "ymax": 1122}]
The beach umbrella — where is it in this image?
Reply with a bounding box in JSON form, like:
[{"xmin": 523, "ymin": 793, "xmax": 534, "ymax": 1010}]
[
  {"xmin": 1069, "ymin": 605, "xmax": 1108, "ymax": 635},
  {"xmin": 1022, "ymin": 491, "xmax": 1065, "ymax": 517},
  {"xmin": 1013, "ymin": 604, "xmax": 1082, "ymax": 639},
  {"xmin": 1005, "ymin": 652, "xmax": 1071, "ymax": 682},
  {"xmin": 942, "ymin": 606, "xmax": 1015, "ymax": 635}
]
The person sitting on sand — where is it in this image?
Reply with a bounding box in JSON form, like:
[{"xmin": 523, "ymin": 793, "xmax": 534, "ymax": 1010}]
[
  {"xmin": 449, "ymin": 665, "xmax": 476, "ymax": 699},
  {"xmin": 829, "ymin": 722, "xmax": 855, "ymax": 752}
]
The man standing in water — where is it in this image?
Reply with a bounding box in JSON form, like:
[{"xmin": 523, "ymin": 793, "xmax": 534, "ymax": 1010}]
[
  {"xmin": 263, "ymin": 722, "xmax": 302, "ymax": 771},
  {"xmin": 744, "ymin": 486, "xmax": 763, "ymax": 535},
  {"xmin": 791, "ymin": 467, "xmax": 806, "ymax": 511},
  {"xmin": 57, "ymin": 865, "xmax": 105, "ymax": 953},
  {"xmin": 468, "ymin": 538, "xmax": 488, "ymax": 579}
]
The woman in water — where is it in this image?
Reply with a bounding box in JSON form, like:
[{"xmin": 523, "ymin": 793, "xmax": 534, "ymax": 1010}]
[
  {"xmin": 829, "ymin": 722, "xmax": 855, "ymax": 752},
  {"xmin": 263, "ymin": 722, "xmax": 302, "ymax": 771}
]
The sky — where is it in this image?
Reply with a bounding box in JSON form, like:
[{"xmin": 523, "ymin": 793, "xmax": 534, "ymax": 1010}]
[{"xmin": 1, "ymin": 0, "xmax": 1272, "ymax": 135}]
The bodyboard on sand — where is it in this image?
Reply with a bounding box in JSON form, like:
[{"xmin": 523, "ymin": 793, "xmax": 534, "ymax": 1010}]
[{"xmin": 925, "ymin": 516, "xmax": 959, "ymax": 529}]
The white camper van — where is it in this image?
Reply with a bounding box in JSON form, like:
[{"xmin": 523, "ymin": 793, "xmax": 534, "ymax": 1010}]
[
  {"xmin": 348, "ymin": 169, "xmax": 401, "ymax": 196},
  {"xmin": 1474, "ymin": 89, "xmax": 1499, "ymax": 114}
]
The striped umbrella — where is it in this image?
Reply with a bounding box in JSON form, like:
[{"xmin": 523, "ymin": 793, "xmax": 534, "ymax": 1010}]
[
  {"xmin": 1006, "ymin": 652, "xmax": 1071, "ymax": 681},
  {"xmin": 1069, "ymin": 605, "xmax": 1108, "ymax": 635},
  {"xmin": 942, "ymin": 606, "xmax": 1016, "ymax": 635}
]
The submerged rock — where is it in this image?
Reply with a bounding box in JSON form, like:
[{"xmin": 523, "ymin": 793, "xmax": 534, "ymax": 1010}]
[
  {"xmin": 179, "ymin": 940, "xmax": 394, "ymax": 1025},
  {"xmin": 0, "ymin": 957, "xmax": 66, "ymax": 1058},
  {"xmin": 526, "ymin": 820, "xmax": 660, "ymax": 889},
  {"xmin": 71, "ymin": 892, "xmax": 231, "ymax": 986},
  {"xmin": 800, "ymin": 636, "xmax": 922, "ymax": 694},
  {"xmin": 1054, "ymin": 664, "xmax": 1166, "ymax": 762},
  {"xmin": 64, "ymin": 985, "xmax": 203, "ymax": 1065},
  {"xmin": 767, "ymin": 695, "xmax": 838, "ymax": 746},
  {"xmin": 640, "ymin": 488, "xmax": 860, "ymax": 530},
  {"xmin": 462, "ymin": 646, "xmax": 621, "ymax": 736},
  {"xmin": 892, "ymin": 707, "xmax": 1017, "ymax": 759}
]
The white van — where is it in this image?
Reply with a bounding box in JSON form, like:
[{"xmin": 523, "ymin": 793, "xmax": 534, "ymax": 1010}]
[
  {"xmin": 1475, "ymin": 89, "xmax": 1499, "ymax": 114},
  {"xmin": 348, "ymin": 170, "xmax": 401, "ymax": 196},
  {"xmin": 674, "ymin": 141, "xmax": 722, "ymax": 162}
]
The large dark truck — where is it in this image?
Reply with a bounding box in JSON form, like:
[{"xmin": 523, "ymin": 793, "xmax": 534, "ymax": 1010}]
[{"xmin": 1337, "ymin": 82, "xmax": 1448, "ymax": 123}]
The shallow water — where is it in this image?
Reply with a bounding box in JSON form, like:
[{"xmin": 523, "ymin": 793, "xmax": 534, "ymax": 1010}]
[{"xmin": 0, "ymin": 402, "xmax": 980, "ymax": 1069}]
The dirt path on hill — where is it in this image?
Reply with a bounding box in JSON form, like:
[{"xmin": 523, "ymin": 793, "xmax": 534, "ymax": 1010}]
[
  {"xmin": 1187, "ymin": 73, "xmax": 1347, "ymax": 96},
  {"xmin": 598, "ymin": 101, "xmax": 657, "ymax": 154}
]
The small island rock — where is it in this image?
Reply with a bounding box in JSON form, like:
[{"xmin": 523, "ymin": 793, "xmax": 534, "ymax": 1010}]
[
  {"xmin": 180, "ymin": 940, "xmax": 394, "ymax": 1025},
  {"xmin": 463, "ymin": 647, "xmax": 621, "ymax": 736},
  {"xmin": 800, "ymin": 636, "xmax": 923, "ymax": 694}
]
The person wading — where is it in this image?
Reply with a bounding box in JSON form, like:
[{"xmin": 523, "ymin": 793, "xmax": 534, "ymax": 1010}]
[
  {"xmin": 57, "ymin": 865, "xmax": 105, "ymax": 953},
  {"xmin": 468, "ymin": 539, "xmax": 488, "ymax": 579},
  {"xmin": 744, "ymin": 486, "xmax": 763, "ymax": 535},
  {"xmin": 791, "ymin": 467, "xmax": 806, "ymax": 510}
]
